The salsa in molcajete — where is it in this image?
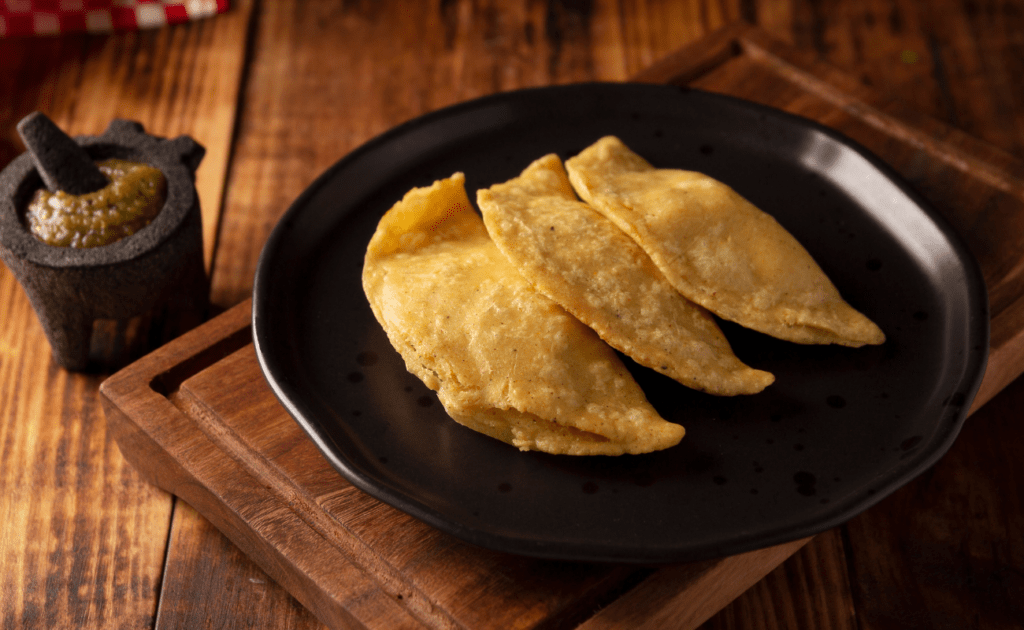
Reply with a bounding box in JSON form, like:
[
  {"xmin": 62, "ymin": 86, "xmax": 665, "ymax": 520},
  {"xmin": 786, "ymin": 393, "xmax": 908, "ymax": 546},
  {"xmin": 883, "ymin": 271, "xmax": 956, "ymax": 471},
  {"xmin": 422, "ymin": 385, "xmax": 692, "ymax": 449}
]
[{"xmin": 24, "ymin": 158, "xmax": 166, "ymax": 248}]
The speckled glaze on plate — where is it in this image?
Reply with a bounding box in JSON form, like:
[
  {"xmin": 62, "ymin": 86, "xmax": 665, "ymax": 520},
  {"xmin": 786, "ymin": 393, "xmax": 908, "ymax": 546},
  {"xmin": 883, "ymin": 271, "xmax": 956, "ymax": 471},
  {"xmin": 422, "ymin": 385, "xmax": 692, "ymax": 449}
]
[{"xmin": 252, "ymin": 83, "xmax": 988, "ymax": 564}]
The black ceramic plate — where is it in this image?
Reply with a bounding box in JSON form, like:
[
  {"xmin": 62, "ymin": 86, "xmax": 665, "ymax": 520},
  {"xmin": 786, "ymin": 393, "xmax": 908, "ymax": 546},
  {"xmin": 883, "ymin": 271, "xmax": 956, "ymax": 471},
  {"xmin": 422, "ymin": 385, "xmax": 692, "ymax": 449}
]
[{"xmin": 252, "ymin": 83, "xmax": 988, "ymax": 564}]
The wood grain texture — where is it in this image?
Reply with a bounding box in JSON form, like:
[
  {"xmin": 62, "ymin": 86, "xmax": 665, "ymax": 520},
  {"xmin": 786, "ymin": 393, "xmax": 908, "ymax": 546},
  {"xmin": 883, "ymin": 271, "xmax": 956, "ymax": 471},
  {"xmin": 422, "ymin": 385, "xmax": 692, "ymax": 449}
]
[
  {"xmin": 842, "ymin": 373, "xmax": 1024, "ymax": 630},
  {"xmin": 701, "ymin": 529, "xmax": 858, "ymax": 630},
  {"xmin": 155, "ymin": 500, "xmax": 327, "ymax": 630},
  {"xmin": 100, "ymin": 302, "xmax": 424, "ymax": 630},
  {"xmin": 756, "ymin": 0, "xmax": 1024, "ymax": 161},
  {"xmin": 0, "ymin": 4, "xmax": 253, "ymax": 628},
  {"xmin": 0, "ymin": 342, "xmax": 168, "ymax": 629},
  {"xmin": 577, "ymin": 537, "xmax": 811, "ymax": 630},
  {"xmin": 4, "ymin": 0, "xmax": 1024, "ymax": 628}
]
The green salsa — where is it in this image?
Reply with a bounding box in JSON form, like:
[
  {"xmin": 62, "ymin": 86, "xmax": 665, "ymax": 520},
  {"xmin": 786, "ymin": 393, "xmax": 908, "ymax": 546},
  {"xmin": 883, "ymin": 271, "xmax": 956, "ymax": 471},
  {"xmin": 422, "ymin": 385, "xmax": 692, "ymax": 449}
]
[{"xmin": 25, "ymin": 158, "xmax": 167, "ymax": 248}]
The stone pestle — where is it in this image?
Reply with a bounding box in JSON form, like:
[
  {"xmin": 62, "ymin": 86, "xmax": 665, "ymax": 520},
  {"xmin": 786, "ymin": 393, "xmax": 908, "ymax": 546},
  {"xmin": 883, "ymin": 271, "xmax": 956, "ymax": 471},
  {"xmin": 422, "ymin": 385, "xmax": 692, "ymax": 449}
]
[{"xmin": 16, "ymin": 112, "xmax": 110, "ymax": 195}]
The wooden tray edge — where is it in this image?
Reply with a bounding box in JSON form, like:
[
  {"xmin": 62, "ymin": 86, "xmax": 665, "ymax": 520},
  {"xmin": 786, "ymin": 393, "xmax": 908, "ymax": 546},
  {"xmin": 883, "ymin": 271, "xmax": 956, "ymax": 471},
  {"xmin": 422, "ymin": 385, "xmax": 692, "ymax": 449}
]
[
  {"xmin": 99, "ymin": 302, "xmax": 426, "ymax": 629},
  {"xmin": 100, "ymin": 298, "xmax": 812, "ymax": 629}
]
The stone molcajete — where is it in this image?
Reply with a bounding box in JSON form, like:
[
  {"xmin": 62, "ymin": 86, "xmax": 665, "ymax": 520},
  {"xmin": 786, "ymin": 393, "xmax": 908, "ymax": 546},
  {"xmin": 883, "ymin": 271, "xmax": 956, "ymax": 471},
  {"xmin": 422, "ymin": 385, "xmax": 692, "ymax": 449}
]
[{"xmin": 0, "ymin": 112, "xmax": 209, "ymax": 371}]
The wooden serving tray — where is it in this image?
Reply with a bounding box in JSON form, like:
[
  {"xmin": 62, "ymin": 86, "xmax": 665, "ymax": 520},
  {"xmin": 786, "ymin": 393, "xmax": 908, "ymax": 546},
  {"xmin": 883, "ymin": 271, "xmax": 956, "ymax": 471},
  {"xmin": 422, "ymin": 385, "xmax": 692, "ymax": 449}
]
[{"xmin": 101, "ymin": 23, "xmax": 1024, "ymax": 630}]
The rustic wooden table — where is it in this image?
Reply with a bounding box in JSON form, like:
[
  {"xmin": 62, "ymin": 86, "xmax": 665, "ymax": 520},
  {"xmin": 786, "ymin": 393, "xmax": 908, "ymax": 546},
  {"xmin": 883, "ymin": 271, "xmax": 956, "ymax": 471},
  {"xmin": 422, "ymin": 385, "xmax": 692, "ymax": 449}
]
[{"xmin": 2, "ymin": 1, "xmax": 1023, "ymax": 628}]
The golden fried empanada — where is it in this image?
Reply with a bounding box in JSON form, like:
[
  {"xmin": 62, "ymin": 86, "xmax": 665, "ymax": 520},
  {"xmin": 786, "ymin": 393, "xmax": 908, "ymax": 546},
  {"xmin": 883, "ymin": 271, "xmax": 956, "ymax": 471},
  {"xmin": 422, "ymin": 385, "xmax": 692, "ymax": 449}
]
[
  {"xmin": 362, "ymin": 173, "xmax": 684, "ymax": 455},
  {"xmin": 565, "ymin": 136, "xmax": 885, "ymax": 347},
  {"xmin": 478, "ymin": 154, "xmax": 773, "ymax": 395}
]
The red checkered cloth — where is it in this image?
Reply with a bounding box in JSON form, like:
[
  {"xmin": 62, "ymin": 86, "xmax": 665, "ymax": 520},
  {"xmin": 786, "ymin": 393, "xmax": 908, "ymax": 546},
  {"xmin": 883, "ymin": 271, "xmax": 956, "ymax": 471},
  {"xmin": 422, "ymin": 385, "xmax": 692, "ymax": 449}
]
[{"xmin": 0, "ymin": 1, "xmax": 229, "ymax": 37}]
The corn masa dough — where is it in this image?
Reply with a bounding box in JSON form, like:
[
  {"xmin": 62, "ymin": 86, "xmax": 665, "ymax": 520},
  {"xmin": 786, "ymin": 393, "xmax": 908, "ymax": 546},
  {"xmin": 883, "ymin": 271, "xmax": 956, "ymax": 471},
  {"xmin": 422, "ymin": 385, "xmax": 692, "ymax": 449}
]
[
  {"xmin": 478, "ymin": 154, "xmax": 774, "ymax": 396},
  {"xmin": 565, "ymin": 136, "xmax": 885, "ymax": 347},
  {"xmin": 362, "ymin": 173, "xmax": 684, "ymax": 455}
]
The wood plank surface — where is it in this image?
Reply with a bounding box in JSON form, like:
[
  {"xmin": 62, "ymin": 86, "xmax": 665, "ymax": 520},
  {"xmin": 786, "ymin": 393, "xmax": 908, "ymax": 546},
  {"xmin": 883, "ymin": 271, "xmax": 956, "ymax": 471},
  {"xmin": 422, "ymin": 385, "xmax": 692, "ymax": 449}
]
[
  {"xmin": 154, "ymin": 500, "xmax": 326, "ymax": 629},
  {"xmin": 3, "ymin": 1, "xmax": 1024, "ymax": 629},
  {"xmin": 844, "ymin": 374, "xmax": 1024, "ymax": 630}
]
